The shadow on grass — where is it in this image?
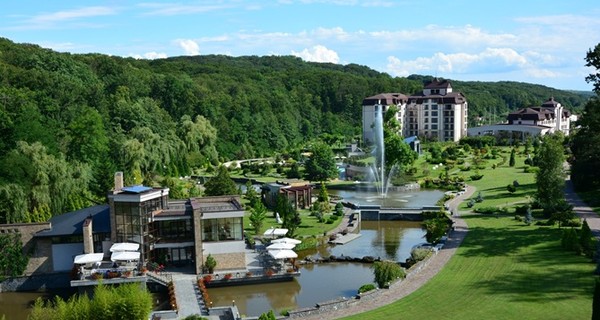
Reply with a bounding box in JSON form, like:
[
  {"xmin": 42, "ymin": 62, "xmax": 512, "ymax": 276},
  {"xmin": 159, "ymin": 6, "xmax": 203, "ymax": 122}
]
[
  {"xmin": 468, "ymin": 183, "xmax": 537, "ymax": 203},
  {"xmin": 458, "ymin": 215, "xmax": 594, "ymax": 302}
]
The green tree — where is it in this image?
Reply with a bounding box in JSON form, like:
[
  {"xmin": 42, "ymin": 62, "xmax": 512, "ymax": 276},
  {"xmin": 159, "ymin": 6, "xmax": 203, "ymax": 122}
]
[
  {"xmin": 580, "ymin": 219, "xmax": 594, "ymax": 257},
  {"xmin": 372, "ymin": 260, "xmax": 405, "ymax": 288},
  {"xmin": 509, "ymin": 148, "xmax": 516, "ymax": 167},
  {"xmin": 244, "ymin": 181, "xmax": 259, "ymax": 208},
  {"xmin": 29, "ymin": 283, "xmax": 152, "ymax": 320},
  {"xmin": 0, "ymin": 233, "xmax": 28, "ymax": 280},
  {"xmin": 249, "ymin": 201, "xmax": 267, "ymax": 235},
  {"xmin": 286, "ymin": 162, "xmax": 301, "ymax": 179},
  {"xmin": 535, "ymin": 134, "xmax": 566, "ymax": 215},
  {"xmin": 204, "ymin": 254, "xmax": 217, "ymax": 274},
  {"xmin": 276, "ymin": 194, "xmax": 302, "ymax": 237},
  {"xmin": 203, "ymin": 166, "xmax": 238, "ymax": 196},
  {"xmin": 304, "ymin": 142, "xmax": 338, "ymax": 182},
  {"xmin": 593, "ymin": 277, "xmax": 600, "ymax": 320}
]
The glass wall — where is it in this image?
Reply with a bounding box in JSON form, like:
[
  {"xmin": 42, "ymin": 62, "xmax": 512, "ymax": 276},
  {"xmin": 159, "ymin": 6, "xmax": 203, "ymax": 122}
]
[
  {"xmin": 154, "ymin": 219, "xmax": 193, "ymax": 243},
  {"xmin": 202, "ymin": 217, "xmax": 243, "ymax": 242}
]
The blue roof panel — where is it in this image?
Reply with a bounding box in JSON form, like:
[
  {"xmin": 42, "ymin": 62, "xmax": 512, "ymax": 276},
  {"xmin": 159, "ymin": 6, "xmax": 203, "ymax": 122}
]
[{"xmin": 122, "ymin": 185, "xmax": 153, "ymax": 193}]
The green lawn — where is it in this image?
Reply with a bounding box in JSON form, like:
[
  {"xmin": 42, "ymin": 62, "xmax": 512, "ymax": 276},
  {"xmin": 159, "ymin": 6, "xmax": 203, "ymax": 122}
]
[
  {"xmin": 345, "ymin": 214, "xmax": 595, "ymax": 320},
  {"xmin": 243, "ymin": 210, "xmax": 343, "ymax": 239}
]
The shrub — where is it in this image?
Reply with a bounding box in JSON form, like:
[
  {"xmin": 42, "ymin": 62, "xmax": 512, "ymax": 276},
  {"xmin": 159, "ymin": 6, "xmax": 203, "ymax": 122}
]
[
  {"xmin": 410, "ymin": 247, "xmax": 431, "ymax": 262},
  {"xmin": 373, "ymin": 260, "xmax": 405, "ymax": 288},
  {"xmin": 358, "ymin": 283, "xmax": 377, "ymax": 294},
  {"xmin": 507, "ymin": 184, "xmax": 516, "ymax": 194},
  {"xmin": 470, "ymin": 173, "xmax": 484, "ymax": 181},
  {"xmin": 204, "ymin": 254, "xmax": 217, "ymax": 274},
  {"xmin": 475, "ymin": 206, "xmax": 499, "ymax": 214},
  {"xmin": 294, "ymin": 237, "xmax": 317, "ymax": 251}
]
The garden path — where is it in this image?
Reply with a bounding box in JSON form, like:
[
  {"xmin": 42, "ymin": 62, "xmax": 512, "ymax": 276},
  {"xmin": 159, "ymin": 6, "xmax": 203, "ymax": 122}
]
[{"xmin": 565, "ymin": 177, "xmax": 600, "ymax": 236}]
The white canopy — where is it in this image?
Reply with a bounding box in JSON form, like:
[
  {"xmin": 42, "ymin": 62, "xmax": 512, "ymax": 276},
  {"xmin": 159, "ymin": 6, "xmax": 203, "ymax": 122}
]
[
  {"xmin": 110, "ymin": 251, "xmax": 140, "ymax": 262},
  {"xmin": 269, "ymin": 249, "xmax": 298, "ymax": 259},
  {"xmin": 110, "ymin": 242, "xmax": 140, "ymax": 252},
  {"xmin": 267, "ymin": 243, "xmax": 296, "ymax": 250},
  {"xmin": 74, "ymin": 253, "xmax": 104, "ymax": 264},
  {"xmin": 271, "ymin": 237, "xmax": 302, "ymax": 245},
  {"xmin": 263, "ymin": 228, "xmax": 288, "ymax": 237}
]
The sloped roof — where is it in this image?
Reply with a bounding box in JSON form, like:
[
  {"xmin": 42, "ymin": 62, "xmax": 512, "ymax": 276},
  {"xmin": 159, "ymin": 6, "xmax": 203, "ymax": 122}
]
[
  {"xmin": 362, "ymin": 93, "xmax": 408, "ymax": 106},
  {"xmin": 424, "ymin": 78, "xmax": 452, "ymax": 89},
  {"xmin": 408, "ymin": 92, "xmax": 466, "ymax": 104},
  {"xmin": 35, "ymin": 204, "xmax": 110, "ymax": 237}
]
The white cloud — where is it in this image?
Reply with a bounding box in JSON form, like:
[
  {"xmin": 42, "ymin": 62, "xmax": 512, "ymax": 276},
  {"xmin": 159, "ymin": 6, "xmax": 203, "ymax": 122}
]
[
  {"xmin": 292, "ymin": 45, "xmax": 340, "ymax": 63},
  {"xmin": 175, "ymin": 39, "xmax": 200, "ymax": 56},
  {"xmin": 10, "ymin": 6, "xmax": 117, "ymax": 30},
  {"xmin": 386, "ymin": 48, "xmax": 530, "ymax": 77},
  {"xmin": 129, "ymin": 52, "xmax": 168, "ymax": 60},
  {"xmin": 138, "ymin": 3, "xmax": 231, "ymax": 16}
]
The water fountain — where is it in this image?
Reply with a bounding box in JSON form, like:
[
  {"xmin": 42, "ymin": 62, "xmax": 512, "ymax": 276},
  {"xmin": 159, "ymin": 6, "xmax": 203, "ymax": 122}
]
[{"xmin": 369, "ymin": 102, "xmax": 398, "ymax": 198}]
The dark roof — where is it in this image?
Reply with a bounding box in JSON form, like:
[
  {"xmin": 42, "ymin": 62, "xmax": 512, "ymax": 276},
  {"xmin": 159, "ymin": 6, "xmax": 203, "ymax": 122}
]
[
  {"xmin": 424, "ymin": 78, "xmax": 451, "ymax": 89},
  {"xmin": 408, "ymin": 92, "xmax": 466, "ymax": 104},
  {"xmin": 35, "ymin": 204, "xmax": 110, "ymax": 237},
  {"xmin": 362, "ymin": 93, "xmax": 408, "ymax": 106},
  {"xmin": 541, "ymin": 97, "xmax": 559, "ymax": 108}
]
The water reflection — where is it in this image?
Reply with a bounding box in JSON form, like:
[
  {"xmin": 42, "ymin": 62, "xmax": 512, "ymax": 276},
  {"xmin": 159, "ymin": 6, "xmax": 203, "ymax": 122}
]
[
  {"xmin": 328, "ymin": 188, "xmax": 443, "ymax": 208},
  {"xmin": 210, "ymin": 221, "xmax": 426, "ymax": 317}
]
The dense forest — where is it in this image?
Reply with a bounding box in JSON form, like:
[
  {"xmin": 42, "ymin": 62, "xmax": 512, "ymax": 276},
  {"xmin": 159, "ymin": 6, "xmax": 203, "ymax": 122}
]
[{"xmin": 0, "ymin": 37, "xmax": 592, "ymax": 223}]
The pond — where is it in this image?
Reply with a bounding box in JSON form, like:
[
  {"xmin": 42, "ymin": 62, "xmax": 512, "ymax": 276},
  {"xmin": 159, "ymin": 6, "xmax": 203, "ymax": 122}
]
[{"xmin": 209, "ymin": 220, "xmax": 427, "ymax": 317}]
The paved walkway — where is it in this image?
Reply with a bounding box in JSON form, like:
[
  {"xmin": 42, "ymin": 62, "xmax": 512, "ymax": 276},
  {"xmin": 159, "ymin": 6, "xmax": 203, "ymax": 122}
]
[
  {"xmin": 296, "ymin": 186, "xmax": 476, "ymax": 320},
  {"xmin": 172, "ymin": 275, "xmax": 204, "ymax": 318},
  {"xmin": 564, "ymin": 177, "xmax": 600, "ymax": 236}
]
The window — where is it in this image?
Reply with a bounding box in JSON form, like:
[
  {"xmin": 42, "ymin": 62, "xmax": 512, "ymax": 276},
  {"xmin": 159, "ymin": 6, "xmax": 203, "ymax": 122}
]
[
  {"xmin": 432, "ymin": 124, "xmax": 438, "ymax": 130},
  {"xmin": 424, "ymin": 111, "xmax": 429, "ymax": 116},
  {"xmin": 432, "ymin": 111, "xmax": 438, "ymax": 117},
  {"xmin": 202, "ymin": 217, "xmax": 243, "ymax": 242},
  {"xmin": 432, "ymin": 105, "xmax": 438, "ymax": 110},
  {"xmin": 424, "ymin": 118, "xmax": 428, "ymax": 123},
  {"xmin": 424, "ymin": 124, "xmax": 428, "ymax": 129},
  {"xmin": 432, "ymin": 118, "xmax": 438, "ymax": 123}
]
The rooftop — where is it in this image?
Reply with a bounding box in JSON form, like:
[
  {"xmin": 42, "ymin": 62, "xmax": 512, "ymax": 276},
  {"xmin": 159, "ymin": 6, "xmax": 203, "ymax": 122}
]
[{"xmin": 35, "ymin": 204, "xmax": 110, "ymax": 237}]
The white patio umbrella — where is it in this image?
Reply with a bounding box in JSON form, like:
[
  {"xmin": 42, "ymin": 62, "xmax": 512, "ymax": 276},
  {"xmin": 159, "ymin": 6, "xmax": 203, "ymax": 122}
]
[
  {"xmin": 110, "ymin": 251, "xmax": 140, "ymax": 262},
  {"xmin": 271, "ymin": 237, "xmax": 301, "ymax": 245},
  {"xmin": 263, "ymin": 228, "xmax": 288, "ymax": 238},
  {"xmin": 110, "ymin": 242, "xmax": 140, "ymax": 252},
  {"xmin": 267, "ymin": 242, "xmax": 296, "ymax": 250},
  {"xmin": 73, "ymin": 253, "xmax": 104, "ymax": 264},
  {"xmin": 269, "ymin": 249, "xmax": 298, "ymax": 259}
]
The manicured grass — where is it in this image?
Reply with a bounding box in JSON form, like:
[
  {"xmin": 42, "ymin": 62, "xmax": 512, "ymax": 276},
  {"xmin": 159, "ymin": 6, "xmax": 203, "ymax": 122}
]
[
  {"xmin": 345, "ymin": 214, "xmax": 595, "ymax": 320},
  {"xmin": 243, "ymin": 210, "xmax": 343, "ymax": 239}
]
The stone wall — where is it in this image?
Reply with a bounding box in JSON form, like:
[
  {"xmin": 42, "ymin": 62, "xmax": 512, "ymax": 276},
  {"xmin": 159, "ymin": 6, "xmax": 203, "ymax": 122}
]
[{"xmin": 0, "ymin": 222, "xmax": 53, "ymax": 275}]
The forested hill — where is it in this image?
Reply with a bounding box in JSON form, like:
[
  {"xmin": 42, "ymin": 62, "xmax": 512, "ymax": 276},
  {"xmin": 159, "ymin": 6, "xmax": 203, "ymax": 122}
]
[{"xmin": 0, "ymin": 37, "xmax": 592, "ymax": 222}]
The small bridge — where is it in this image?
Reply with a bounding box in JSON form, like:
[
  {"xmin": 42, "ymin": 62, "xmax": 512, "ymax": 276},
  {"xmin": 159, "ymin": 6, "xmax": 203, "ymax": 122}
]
[{"xmin": 358, "ymin": 205, "xmax": 441, "ymax": 221}]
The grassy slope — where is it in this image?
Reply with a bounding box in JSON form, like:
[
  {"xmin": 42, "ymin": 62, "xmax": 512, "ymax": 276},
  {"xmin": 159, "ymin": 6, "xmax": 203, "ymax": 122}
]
[
  {"xmin": 345, "ymin": 147, "xmax": 595, "ymax": 320},
  {"xmin": 346, "ymin": 215, "xmax": 594, "ymax": 320}
]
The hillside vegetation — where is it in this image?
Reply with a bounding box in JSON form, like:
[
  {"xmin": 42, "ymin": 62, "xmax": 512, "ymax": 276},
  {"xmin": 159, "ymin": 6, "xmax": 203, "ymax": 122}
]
[{"xmin": 0, "ymin": 37, "xmax": 592, "ymax": 222}]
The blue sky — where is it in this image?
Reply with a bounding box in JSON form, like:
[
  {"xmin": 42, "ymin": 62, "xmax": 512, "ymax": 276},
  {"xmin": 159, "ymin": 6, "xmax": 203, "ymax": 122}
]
[{"xmin": 2, "ymin": 0, "xmax": 600, "ymax": 90}]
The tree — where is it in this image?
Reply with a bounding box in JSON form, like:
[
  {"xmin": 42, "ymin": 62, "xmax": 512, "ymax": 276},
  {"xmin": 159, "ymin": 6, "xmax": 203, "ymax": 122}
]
[
  {"xmin": 29, "ymin": 283, "xmax": 152, "ymax": 320},
  {"xmin": 276, "ymin": 194, "xmax": 301, "ymax": 237},
  {"xmin": 249, "ymin": 201, "xmax": 267, "ymax": 235},
  {"xmin": 203, "ymin": 166, "xmax": 238, "ymax": 196},
  {"xmin": 593, "ymin": 277, "xmax": 600, "ymax": 320},
  {"xmin": 507, "ymin": 184, "xmax": 516, "ymax": 194},
  {"xmin": 509, "ymin": 148, "xmax": 516, "ymax": 167},
  {"xmin": 535, "ymin": 134, "xmax": 566, "ymax": 215},
  {"xmin": 580, "ymin": 219, "xmax": 594, "ymax": 257},
  {"xmin": 244, "ymin": 181, "xmax": 259, "ymax": 208},
  {"xmin": 204, "ymin": 254, "xmax": 217, "ymax": 274},
  {"xmin": 0, "ymin": 233, "xmax": 28, "ymax": 280},
  {"xmin": 303, "ymin": 142, "xmax": 338, "ymax": 182},
  {"xmin": 372, "ymin": 260, "xmax": 405, "ymax": 288},
  {"xmin": 571, "ymin": 44, "xmax": 600, "ymax": 191}
]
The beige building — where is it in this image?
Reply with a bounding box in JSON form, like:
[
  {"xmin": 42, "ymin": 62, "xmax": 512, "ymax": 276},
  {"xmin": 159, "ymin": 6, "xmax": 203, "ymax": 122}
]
[{"xmin": 362, "ymin": 79, "xmax": 468, "ymax": 144}]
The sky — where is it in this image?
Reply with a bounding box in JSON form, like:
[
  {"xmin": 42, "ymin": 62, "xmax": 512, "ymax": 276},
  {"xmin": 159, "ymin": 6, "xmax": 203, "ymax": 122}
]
[{"xmin": 1, "ymin": 0, "xmax": 600, "ymax": 91}]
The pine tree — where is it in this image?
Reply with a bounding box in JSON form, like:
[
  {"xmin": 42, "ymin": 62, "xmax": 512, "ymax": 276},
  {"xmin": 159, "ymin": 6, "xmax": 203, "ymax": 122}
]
[{"xmin": 509, "ymin": 148, "xmax": 516, "ymax": 167}]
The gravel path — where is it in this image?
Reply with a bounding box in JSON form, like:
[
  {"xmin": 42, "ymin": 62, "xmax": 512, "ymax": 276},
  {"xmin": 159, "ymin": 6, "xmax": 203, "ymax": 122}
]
[{"xmin": 296, "ymin": 186, "xmax": 476, "ymax": 320}]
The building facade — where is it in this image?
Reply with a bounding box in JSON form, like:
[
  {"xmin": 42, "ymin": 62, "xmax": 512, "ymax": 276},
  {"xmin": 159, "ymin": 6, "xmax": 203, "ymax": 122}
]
[
  {"xmin": 362, "ymin": 79, "xmax": 468, "ymax": 145},
  {"xmin": 467, "ymin": 97, "xmax": 572, "ymax": 140},
  {"xmin": 10, "ymin": 172, "xmax": 247, "ymax": 275}
]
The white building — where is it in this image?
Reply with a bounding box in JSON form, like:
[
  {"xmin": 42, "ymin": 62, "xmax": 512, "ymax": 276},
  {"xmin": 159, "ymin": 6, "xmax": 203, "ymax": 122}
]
[{"xmin": 362, "ymin": 79, "xmax": 468, "ymax": 145}]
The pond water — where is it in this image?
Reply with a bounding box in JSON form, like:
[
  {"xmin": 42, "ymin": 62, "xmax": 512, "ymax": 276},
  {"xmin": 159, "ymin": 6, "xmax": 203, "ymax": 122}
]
[
  {"xmin": 0, "ymin": 289, "xmax": 75, "ymax": 320},
  {"xmin": 209, "ymin": 220, "xmax": 427, "ymax": 317}
]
